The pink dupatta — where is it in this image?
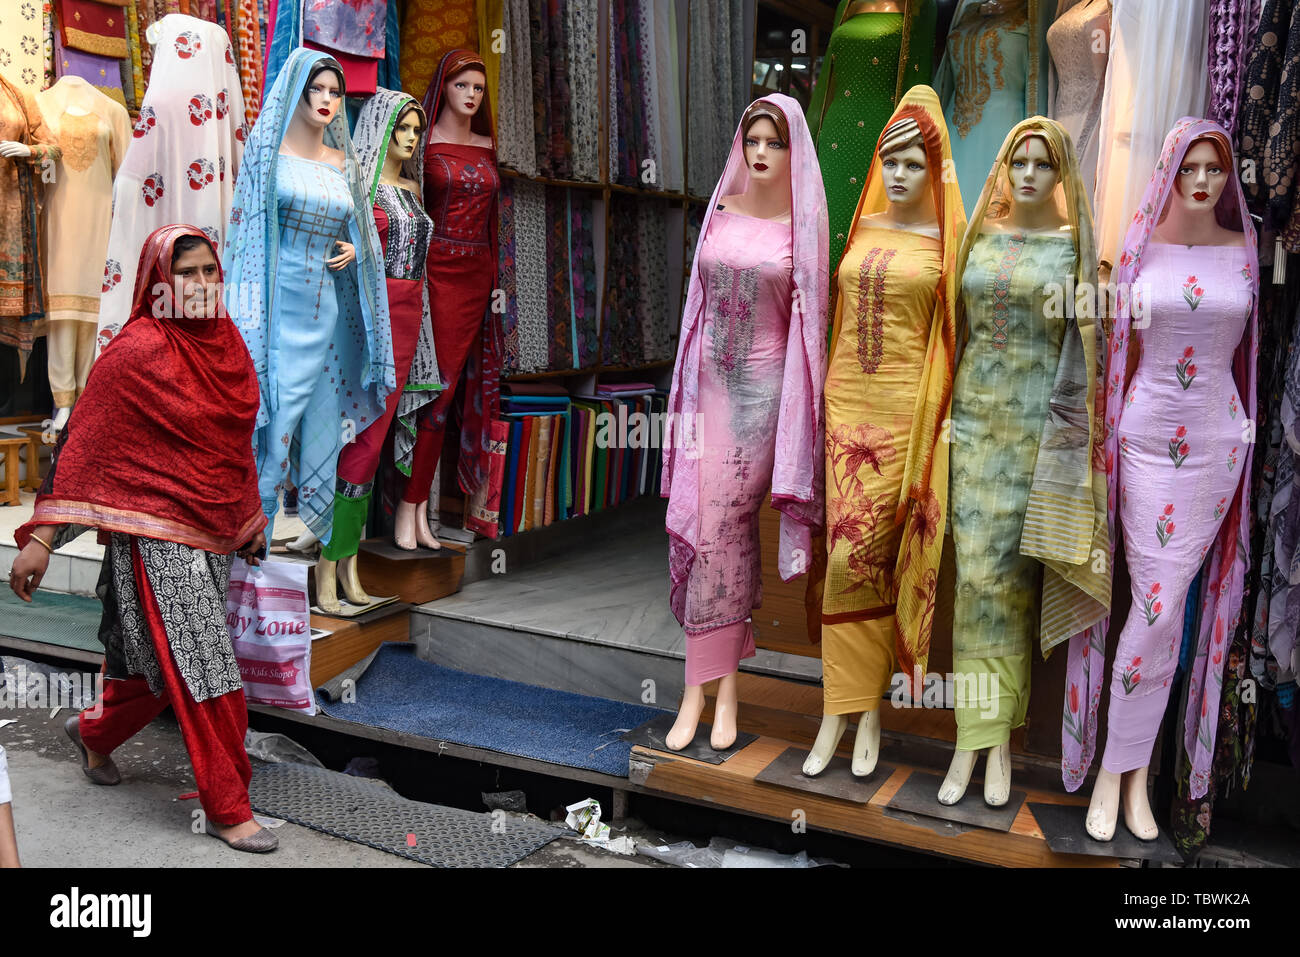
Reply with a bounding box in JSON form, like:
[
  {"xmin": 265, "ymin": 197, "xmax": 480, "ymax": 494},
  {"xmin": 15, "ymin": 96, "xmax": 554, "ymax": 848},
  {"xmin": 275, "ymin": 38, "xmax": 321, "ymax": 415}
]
[
  {"xmin": 1062, "ymin": 117, "xmax": 1258, "ymax": 796},
  {"xmin": 661, "ymin": 92, "xmax": 829, "ymax": 622}
]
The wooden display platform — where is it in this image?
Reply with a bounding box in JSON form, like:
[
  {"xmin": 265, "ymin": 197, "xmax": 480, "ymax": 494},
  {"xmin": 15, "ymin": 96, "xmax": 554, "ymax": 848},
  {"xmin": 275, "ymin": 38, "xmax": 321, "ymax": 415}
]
[
  {"xmin": 308, "ymin": 602, "xmax": 411, "ymax": 688},
  {"xmin": 356, "ymin": 538, "xmax": 466, "ymax": 605},
  {"xmin": 629, "ymin": 738, "xmax": 1120, "ymax": 868}
]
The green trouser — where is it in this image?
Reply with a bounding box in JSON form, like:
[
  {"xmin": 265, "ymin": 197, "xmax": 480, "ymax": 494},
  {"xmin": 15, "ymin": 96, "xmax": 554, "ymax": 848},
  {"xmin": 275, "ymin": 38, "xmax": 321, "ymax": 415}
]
[
  {"xmin": 952, "ymin": 652, "xmax": 1030, "ymax": 751},
  {"xmin": 320, "ymin": 489, "xmax": 372, "ymax": 561}
]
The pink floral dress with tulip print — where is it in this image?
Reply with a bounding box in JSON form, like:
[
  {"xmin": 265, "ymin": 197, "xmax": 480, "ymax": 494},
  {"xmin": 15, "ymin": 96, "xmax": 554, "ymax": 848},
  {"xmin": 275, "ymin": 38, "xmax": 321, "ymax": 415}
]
[{"xmin": 1104, "ymin": 242, "xmax": 1253, "ymax": 773}]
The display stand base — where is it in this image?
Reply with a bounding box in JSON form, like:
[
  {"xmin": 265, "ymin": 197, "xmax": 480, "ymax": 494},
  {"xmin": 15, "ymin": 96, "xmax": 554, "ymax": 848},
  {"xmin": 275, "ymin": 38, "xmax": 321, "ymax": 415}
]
[
  {"xmin": 1027, "ymin": 802, "xmax": 1181, "ymax": 863},
  {"xmin": 307, "ymin": 602, "xmax": 411, "ymax": 688},
  {"xmin": 310, "ymin": 593, "xmax": 400, "ymax": 618},
  {"xmin": 356, "ymin": 537, "xmax": 466, "ymax": 605},
  {"xmin": 754, "ymin": 746, "xmax": 894, "ymax": 803},
  {"xmin": 621, "ymin": 713, "xmax": 757, "ymax": 764},
  {"xmin": 885, "ymin": 770, "xmax": 1026, "ymax": 832}
]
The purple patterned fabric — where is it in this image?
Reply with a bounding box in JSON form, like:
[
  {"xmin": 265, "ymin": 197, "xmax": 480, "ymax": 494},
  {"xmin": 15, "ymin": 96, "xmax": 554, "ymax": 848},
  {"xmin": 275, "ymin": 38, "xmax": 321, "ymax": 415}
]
[{"xmin": 1207, "ymin": 0, "xmax": 1259, "ymax": 137}]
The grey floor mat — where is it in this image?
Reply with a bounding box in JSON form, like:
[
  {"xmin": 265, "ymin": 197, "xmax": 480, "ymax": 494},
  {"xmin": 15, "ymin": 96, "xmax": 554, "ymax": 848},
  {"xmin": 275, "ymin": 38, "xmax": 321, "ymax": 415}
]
[{"xmin": 249, "ymin": 763, "xmax": 565, "ymax": 867}]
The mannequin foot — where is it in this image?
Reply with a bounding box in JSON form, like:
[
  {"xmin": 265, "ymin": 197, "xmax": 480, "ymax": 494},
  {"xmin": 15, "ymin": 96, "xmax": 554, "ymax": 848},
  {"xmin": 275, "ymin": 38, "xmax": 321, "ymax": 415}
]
[
  {"xmin": 52, "ymin": 406, "xmax": 71, "ymax": 432},
  {"xmin": 1085, "ymin": 767, "xmax": 1122, "ymax": 841},
  {"xmin": 1121, "ymin": 766, "xmax": 1159, "ymax": 841},
  {"xmin": 710, "ymin": 672, "xmax": 739, "ymax": 751},
  {"xmin": 802, "ymin": 713, "xmax": 849, "ymax": 776},
  {"xmin": 984, "ymin": 741, "xmax": 1011, "ymax": 807},
  {"xmin": 851, "ymin": 708, "xmax": 882, "ymax": 777},
  {"xmin": 314, "ymin": 558, "xmax": 341, "ymax": 615},
  {"xmin": 939, "ymin": 749, "xmax": 977, "ymax": 805},
  {"xmin": 338, "ymin": 554, "xmax": 371, "ymax": 606},
  {"xmin": 414, "ymin": 498, "xmax": 441, "ymax": 550},
  {"xmin": 394, "ymin": 500, "xmax": 419, "ymax": 551},
  {"xmin": 287, "ymin": 528, "xmax": 319, "ymax": 554},
  {"xmin": 666, "ymin": 685, "xmax": 706, "ymax": 751}
]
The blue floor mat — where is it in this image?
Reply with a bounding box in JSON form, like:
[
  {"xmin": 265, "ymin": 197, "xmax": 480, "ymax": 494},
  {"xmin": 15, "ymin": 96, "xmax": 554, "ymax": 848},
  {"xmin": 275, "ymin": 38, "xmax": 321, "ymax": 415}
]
[
  {"xmin": 0, "ymin": 589, "xmax": 103, "ymax": 653},
  {"xmin": 315, "ymin": 644, "xmax": 667, "ymax": 776}
]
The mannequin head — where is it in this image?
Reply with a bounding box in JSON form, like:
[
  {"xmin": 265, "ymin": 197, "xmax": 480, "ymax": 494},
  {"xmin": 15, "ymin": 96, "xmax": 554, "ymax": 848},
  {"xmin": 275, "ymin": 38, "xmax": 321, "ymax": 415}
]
[
  {"xmin": 441, "ymin": 66, "xmax": 487, "ymax": 123},
  {"xmin": 877, "ymin": 118, "xmax": 929, "ymax": 209},
  {"xmin": 389, "ymin": 103, "xmax": 424, "ymax": 163},
  {"xmin": 170, "ymin": 235, "xmax": 221, "ymax": 319},
  {"xmin": 741, "ymin": 101, "xmax": 790, "ymax": 187},
  {"xmin": 297, "ymin": 60, "xmax": 345, "ymax": 131},
  {"xmin": 1006, "ymin": 132, "xmax": 1060, "ymax": 209},
  {"xmin": 1168, "ymin": 135, "xmax": 1231, "ymax": 217}
]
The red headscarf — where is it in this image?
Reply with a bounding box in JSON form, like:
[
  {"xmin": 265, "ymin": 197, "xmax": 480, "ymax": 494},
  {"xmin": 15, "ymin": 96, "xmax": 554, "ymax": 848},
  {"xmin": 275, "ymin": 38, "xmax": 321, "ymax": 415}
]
[
  {"xmin": 17, "ymin": 225, "xmax": 265, "ymax": 554},
  {"xmin": 420, "ymin": 49, "xmax": 495, "ymax": 147}
]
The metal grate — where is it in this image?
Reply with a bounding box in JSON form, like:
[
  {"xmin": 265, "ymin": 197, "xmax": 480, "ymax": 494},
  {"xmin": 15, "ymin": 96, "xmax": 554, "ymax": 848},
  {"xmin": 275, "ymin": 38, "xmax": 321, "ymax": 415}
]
[{"xmin": 249, "ymin": 763, "xmax": 564, "ymax": 868}]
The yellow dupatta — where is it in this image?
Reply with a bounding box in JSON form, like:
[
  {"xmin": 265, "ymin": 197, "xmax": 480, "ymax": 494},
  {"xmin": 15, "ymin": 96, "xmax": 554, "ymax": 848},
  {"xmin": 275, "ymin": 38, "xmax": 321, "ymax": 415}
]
[
  {"xmin": 805, "ymin": 86, "xmax": 966, "ymax": 690},
  {"xmin": 954, "ymin": 116, "xmax": 1110, "ymax": 656}
]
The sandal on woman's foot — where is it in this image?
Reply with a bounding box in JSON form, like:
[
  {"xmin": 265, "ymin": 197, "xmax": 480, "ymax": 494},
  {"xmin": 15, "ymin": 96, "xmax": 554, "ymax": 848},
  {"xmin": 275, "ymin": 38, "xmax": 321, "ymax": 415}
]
[
  {"xmin": 205, "ymin": 819, "xmax": 279, "ymax": 853},
  {"xmin": 63, "ymin": 715, "xmax": 121, "ymax": 786}
]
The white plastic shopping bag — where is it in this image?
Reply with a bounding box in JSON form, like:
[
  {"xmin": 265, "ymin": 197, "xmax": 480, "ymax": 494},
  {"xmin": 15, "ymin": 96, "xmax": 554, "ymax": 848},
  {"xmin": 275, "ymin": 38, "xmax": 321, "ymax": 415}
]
[{"xmin": 227, "ymin": 558, "xmax": 316, "ymax": 715}]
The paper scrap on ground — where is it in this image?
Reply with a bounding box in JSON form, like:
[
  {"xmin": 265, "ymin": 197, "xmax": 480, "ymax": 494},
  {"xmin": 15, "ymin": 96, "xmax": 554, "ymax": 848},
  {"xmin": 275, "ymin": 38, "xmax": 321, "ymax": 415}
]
[{"xmin": 565, "ymin": 798, "xmax": 611, "ymax": 843}]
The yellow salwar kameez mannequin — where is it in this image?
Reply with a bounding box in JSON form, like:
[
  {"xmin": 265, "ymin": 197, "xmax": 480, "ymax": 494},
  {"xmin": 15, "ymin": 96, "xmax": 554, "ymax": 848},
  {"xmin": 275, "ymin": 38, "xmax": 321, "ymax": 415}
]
[
  {"xmin": 942, "ymin": 116, "xmax": 1108, "ymax": 806},
  {"xmin": 804, "ymin": 86, "xmax": 965, "ymax": 776}
]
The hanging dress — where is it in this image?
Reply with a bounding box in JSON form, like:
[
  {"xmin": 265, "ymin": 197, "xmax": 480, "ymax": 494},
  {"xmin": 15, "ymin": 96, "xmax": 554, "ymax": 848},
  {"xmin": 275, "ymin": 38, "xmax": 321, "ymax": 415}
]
[{"xmin": 806, "ymin": 0, "xmax": 937, "ymax": 273}]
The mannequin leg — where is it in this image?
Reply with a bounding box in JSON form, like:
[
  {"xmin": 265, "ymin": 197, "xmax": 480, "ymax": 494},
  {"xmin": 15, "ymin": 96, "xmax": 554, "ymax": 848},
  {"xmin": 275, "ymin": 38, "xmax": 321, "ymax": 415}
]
[
  {"xmin": 938, "ymin": 748, "xmax": 978, "ymax": 804},
  {"xmin": 813, "ymin": 616, "xmax": 893, "ymax": 776},
  {"xmin": 983, "ymin": 740, "xmax": 1011, "ymax": 807},
  {"xmin": 710, "ymin": 672, "xmax": 739, "ymax": 750},
  {"xmin": 1086, "ymin": 766, "xmax": 1122, "ymax": 841},
  {"xmin": 414, "ymin": 497, "xmax": 441, "ymax": 549},
  {"xmin": 851, "ymin": 708, "xmax": 882, "ymax": 777},
  {"xmin": 802, "ymin": 713, "xmax": 849, "ymax": 776},
  {"xmin": 666, "ymin": 684, "xmax": 706, "ymax": 751},
  {"xmin": 47, "ymin": 319, "xmax": 77, "ymax": 412},
  {"xmin": 314, "ymin": 558, "xmax": 341, "ymax": 614},
  {"xmin": 1121, "ymin": 766, "xmax": 1158, "ymax": 840},
  {"xmin": 394, "ymin": 500, "xmax": 419, "ymax": 550},
  {"xmin": 338, "ymin": 554, "xmax": 371, "ymax": 606},
  {"xmin": 73, "ymin": 321, "xmax": 95, "ymax": 400}
]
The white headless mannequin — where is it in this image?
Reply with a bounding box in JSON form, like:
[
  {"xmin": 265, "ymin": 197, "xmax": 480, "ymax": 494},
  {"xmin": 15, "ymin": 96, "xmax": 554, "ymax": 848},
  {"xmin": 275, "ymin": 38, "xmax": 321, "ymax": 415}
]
[
  {"xmin": 665, "ymin": 116, "xmax": 791, "ymax": 753},
  {"xmin": 46, "ymin": 77, "xmax": 98, "ymax": 432},
  {"xmin": 396, "ymin": 67, "xmax": 490, "ymax": 550},
  {"xmin": 803, "ymin": 136, "xmax": 937, "ymax": 778},
  {"xmin": 940, "ymin": 134, "xmax": 1065, "ymax": 806},
  {"xmin": 1086, "ymin": 140, "xmax": 1241, "ymax": 841}
]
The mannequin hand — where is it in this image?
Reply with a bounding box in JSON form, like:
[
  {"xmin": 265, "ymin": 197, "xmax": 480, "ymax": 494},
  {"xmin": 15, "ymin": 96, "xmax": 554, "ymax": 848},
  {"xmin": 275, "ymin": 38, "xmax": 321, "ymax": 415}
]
[
  {"xmin": 236, "ymin": 530, "xmax": 267, "ymax": 566},
  {"xmin": 327, "ymin": 241, "xmax": 356, "ymax": 270},
  {"xmin": 8, "ymin": 540, "xmax": 52, "ymax": 602},
  {"xmin": 0, "ymin": 141, "xmax": 32, "ymax": 160}
]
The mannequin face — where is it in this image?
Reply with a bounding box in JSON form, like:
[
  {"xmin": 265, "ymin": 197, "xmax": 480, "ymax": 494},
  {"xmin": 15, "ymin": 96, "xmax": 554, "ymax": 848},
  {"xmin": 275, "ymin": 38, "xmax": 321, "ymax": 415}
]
[
  {"xmin": 1171, "ymin": 140, "xmax": 1229, "ymax": 214},
  {"xmin": 880, "ymin": 143, "xmax": 930, "ymax": 207},
  {"xmin": 390, "ymin": 106, "xmax": 423, "ymax": 163},
  {"xmin": 1007, "ymin": 135, "xmax": 1060, "ymax": 209},
  {"xmin": 298, "ymin": 68, "xmax": 343, "ymax": 130},
  {"xmin": 171, "ymin": 243, "xmax": 221, "ymax": 319},
  {"xmin": 442, "ymin": 68, "xmax": 486, "ymax": 121},
  {"xmin": 743, "ymin": 117, "xmax": 790, "ymax": 186}
]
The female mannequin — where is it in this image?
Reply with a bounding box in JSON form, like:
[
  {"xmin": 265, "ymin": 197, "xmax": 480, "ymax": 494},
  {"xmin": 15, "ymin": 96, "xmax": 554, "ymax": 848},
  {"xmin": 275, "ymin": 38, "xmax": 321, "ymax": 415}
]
[
  {"xmin": 943, "ymin": 117, "xmax": 1106, "ymax": 805},
  {"xmin": 935, "ymin": 0, "xmax": 1052, "ymax": 217},
  {"xmin": 224, "ymin": 48, "xmax": 394, "ymax": 545},
  {"xmin": 1046, "ymin": 0, "xmax": 1110, "ymax": 190},
  {"xmin": 1075, "ymin": 119, "xmax": 1257, "ymax": 841},
  {"xmin": 803, "ymin": 85, "xmax": 965, "ymax": 776},
  {"xmin": 662, "ymin": 95, "xmax": 829, "ymax": 751},
  {"xmin": 0, "ymin": 72, "xmax": 60, "ymax": 373},
  {"xmin": 805, "ymin": 0, "xmax": 937, "ymax": 273},
  {"xmin": 315, "ymin": 89, "xmax": 441, "ymax": 611},
  {"xmin": 398, "ymin": 49, "xmax": 501, "ymax": 551}
]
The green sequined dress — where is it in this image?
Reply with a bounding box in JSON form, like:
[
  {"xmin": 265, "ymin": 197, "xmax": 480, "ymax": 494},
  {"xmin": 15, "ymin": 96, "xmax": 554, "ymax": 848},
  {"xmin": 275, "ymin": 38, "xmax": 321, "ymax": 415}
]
[{"xmin": 806, "ymin": 0, "xmax": 936, "ymax": 273}]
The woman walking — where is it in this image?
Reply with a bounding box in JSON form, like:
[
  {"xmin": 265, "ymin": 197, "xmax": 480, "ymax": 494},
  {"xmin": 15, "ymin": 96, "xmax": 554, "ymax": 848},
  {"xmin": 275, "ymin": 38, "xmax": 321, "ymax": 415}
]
[{"xmin": 8, "ymin": 224, "xmax": 274, "ymax": 853}]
